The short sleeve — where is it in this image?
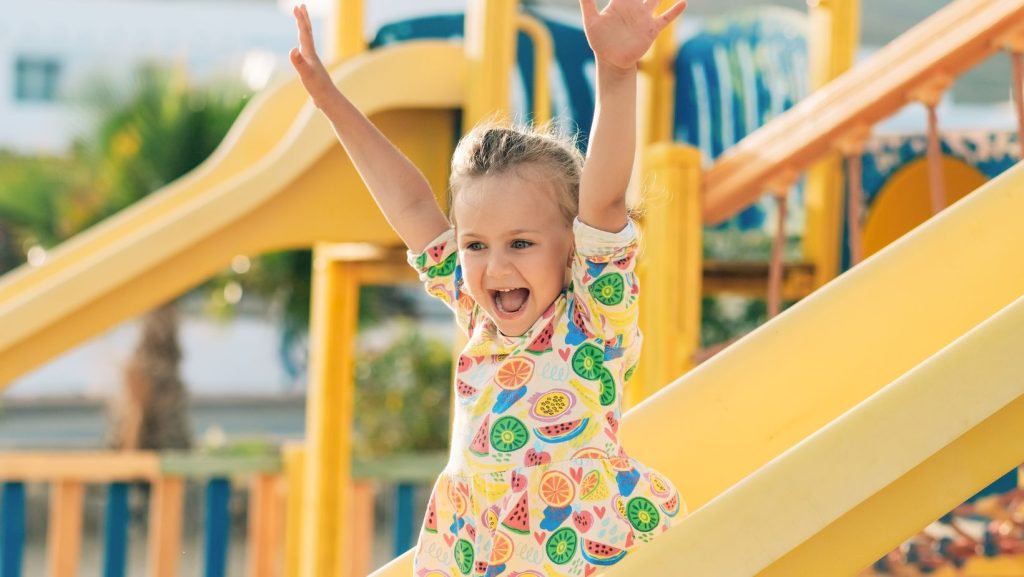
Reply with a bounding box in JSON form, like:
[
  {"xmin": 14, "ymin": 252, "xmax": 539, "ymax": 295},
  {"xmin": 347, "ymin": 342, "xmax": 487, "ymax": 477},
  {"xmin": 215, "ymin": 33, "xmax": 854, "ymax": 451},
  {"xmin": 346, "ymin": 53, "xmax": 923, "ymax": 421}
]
[
  {"xmin": 570, "ymin": 217, "xmax": 641, "ymax": 345},
  {"xmin": 406, "ymin": 228, "xmax": 478, "ymax": 335}
]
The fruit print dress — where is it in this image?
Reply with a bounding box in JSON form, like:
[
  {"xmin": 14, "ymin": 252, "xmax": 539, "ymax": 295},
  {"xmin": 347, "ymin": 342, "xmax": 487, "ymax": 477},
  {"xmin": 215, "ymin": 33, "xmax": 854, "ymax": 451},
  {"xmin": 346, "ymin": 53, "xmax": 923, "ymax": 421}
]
[{"xmin": 408, "ymin": 217, "xmax": 686, "ymax": 577}]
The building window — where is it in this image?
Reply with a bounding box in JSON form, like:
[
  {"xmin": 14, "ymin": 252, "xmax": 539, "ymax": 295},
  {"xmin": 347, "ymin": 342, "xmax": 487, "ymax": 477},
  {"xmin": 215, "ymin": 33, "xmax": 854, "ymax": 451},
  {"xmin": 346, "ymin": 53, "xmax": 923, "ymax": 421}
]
[{"xmin": 15, "ymin": 56, "xmax": 62, "ymax": 102}]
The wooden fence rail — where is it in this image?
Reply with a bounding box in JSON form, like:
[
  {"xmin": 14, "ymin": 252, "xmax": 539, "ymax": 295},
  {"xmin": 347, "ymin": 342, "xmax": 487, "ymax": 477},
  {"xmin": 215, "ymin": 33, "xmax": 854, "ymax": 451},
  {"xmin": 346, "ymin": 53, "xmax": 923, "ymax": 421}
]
[{"xmin": 0, "ymin": 450, "xmax": 446, "ymax": 577}]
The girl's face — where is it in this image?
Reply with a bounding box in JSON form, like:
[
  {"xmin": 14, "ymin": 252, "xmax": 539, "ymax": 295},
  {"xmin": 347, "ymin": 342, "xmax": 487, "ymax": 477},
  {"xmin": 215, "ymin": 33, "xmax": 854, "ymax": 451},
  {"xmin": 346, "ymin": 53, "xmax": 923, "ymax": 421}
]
[{"xmin": 454, "ymin": 169, "xmax": 573, "ymax": 337}]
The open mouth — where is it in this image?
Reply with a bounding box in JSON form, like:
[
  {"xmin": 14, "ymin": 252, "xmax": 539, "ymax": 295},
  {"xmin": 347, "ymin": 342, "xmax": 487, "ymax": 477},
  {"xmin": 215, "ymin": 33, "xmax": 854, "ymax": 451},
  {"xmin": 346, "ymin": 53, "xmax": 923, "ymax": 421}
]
[{"xmin": 492, "ymin": 287, "xmax": 530, "ymax": 318}]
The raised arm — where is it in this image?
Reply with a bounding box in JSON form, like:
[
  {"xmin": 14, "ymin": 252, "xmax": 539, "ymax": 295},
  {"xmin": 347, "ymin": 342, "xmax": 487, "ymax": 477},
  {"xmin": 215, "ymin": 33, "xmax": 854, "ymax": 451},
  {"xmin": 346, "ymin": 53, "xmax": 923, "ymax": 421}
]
[
  {"xmin": 289, "ymin": 4, "xmax": 450, "ymax": 253},
  {"xmin": 577, "ymin": 0, "xmax": 687, "ymax": 232}
]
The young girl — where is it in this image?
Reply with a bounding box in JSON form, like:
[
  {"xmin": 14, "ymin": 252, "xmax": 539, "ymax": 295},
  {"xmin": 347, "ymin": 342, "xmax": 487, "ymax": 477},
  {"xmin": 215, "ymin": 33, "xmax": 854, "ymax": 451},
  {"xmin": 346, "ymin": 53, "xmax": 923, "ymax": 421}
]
[{"xmin": 290, "ymin": 1, "xmax": 688, "ymax": 575}]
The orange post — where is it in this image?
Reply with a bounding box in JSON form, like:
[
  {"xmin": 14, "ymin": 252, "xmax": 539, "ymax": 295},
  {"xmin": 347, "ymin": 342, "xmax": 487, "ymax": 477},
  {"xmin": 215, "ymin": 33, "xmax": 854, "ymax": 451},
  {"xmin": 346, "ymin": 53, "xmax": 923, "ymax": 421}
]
[
  {"xmin": 147, "ymin": 476, "xmax": 185, "ymax": 577},
  {"xmin": 46, "ymin": 480, "xmax": 83, "ymax": 577},
  {"xmin": 768, "ymin": 190, "xmax": 789, "ymax": 319},
  {"xmin": 283, "ymin": 444, "xmax": 306, "ymax": 577},
  {"xmin": 837, "ymin": 126, "xmax": 871, "ymax": 267},
  {"xmin": 247, "ymin": 473, "xmax": 283, "ymax": 577},
  {"xmin": 349, "ymin": 481, "xmax": 376, "ymax": 577},
  {"xmin": 1011, "ymin": 52, "xmax": 1024, "ymax": 156}
]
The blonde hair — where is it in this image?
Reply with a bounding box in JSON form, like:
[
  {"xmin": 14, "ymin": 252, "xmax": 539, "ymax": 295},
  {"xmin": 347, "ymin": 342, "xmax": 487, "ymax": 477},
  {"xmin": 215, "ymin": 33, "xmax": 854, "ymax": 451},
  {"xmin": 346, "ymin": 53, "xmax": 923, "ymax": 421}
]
[{"xmin": 447, "ymin": 122, "xmax": 584, "ymax": 227}]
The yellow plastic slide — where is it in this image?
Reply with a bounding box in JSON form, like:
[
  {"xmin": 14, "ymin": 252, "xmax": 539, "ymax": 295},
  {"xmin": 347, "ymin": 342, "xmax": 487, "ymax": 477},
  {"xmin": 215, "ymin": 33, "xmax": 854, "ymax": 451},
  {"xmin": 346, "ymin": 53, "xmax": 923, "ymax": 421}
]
[
  {"xmin": 0, "ymin": 41, "xmax": 465, "ymax": 386},
  {"xmin": 372, "ymin": 162, "xmax": 1024, "ymax": 576}
]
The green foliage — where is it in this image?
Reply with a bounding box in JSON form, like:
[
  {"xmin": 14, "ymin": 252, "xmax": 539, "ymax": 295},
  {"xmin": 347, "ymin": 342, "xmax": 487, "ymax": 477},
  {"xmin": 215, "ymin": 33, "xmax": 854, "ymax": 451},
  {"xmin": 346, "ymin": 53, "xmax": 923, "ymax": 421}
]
[
  {"xmin": 0, "ymin": 154, "xmax": 93, "ymax": 274},
  {"xmin": 0, "ymin": 153, "xmax": 90, "ymax": 249},
  {"xmin": 359, "ymin": 285, "xmax": 419, "ymax": 328},
  {"xmin": 199, "ymin": 436, "xmax": 279, "ymax": 458},
  {"xmin": 701, "ymin": 295, "xmax": 797, "ymax": 347},
  {"xmin": 0, "ymin": 64, "xmax": 249, "ymax": 271},
  {"xmin": 72, "ymin": 64, "xmax": 249, "ymax": 228},
  {"xmin": 704, "ymin": 227, "xmax": 803, "ymax": 261},
  {"xmin": 701, "ymin": 296, "xmax": 766, "ymax": 347},
  {"xmin": 353, "ymin": 323, "xmax": 452, "ymax": 458}
]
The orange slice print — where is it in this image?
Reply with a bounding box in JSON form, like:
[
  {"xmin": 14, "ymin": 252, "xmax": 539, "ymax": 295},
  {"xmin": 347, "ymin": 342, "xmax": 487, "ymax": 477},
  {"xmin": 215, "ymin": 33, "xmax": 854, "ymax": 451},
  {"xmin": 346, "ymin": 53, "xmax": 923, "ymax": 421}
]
[
  {"xmin": 570, "ymin": 447, "xmax": 607, "ymax": 460},
  {"xmin": 495, "ymin": 357, "xmax": 534, "ymax": 390},
  {"xmin": 490, "ymin": 530, "xmax": 514, "ymax": 565},
  {"xmin": 447, "ymin": 480, "xmax": 468, "ymax": 517},
  {"xmin": 539, "ymin": 470, "xmax": 576, "ymax": 508}
]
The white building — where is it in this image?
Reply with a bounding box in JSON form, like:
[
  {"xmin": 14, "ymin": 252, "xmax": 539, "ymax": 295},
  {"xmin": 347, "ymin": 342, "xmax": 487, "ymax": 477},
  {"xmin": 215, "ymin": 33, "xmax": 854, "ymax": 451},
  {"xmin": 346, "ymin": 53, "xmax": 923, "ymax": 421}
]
[
  {"xmin": 0, "ymin": 0, "xmax": 470, "ymax": 155},
  {"xmin": 4, "ymin": 0, "xmax": 1013, "ymax": 156}
]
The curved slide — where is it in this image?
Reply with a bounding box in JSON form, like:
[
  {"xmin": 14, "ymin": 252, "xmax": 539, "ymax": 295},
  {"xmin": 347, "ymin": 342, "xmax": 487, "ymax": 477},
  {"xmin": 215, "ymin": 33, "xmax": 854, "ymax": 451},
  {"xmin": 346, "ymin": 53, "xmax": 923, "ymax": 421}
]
[
  {"xmin": 373, "ymin": 161, "xmax": 1024, "ymax": 576},
  {"xmin": 0, "ymin": 41, "xmax": 465, "ymax": 386}
]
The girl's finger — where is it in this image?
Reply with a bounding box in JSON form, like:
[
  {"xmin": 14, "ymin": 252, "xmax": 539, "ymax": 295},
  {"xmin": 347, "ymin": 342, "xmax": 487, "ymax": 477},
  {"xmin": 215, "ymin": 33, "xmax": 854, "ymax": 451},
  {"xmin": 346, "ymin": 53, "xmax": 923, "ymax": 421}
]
[
  {"xmin": 296, "ymin": 6, "xmax": 317, "ymax": 53},
  {"xmin": 305, "ymin": 12, "xmax": 316, "ymax": 43},
  {"xmin": 289, "ymin": 47, "xmax": 304, "ymax": 68},
  {"xmin": 656, "ymin": 0, "xmax": 687, "ymax": 28},
  {"xmin": 578, "ymin": 0, "xmax": 600, "ymax": 22}
]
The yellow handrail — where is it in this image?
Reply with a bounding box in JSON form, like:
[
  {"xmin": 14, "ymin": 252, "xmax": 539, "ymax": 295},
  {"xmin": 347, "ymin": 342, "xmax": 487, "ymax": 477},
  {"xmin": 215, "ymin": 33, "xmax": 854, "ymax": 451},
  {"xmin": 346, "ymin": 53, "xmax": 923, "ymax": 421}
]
[
  {"xmin": 517, "ymin": 13, "xmax": 553, "ymax": 125},
  {"xmin": 703, "ymin": 0, "xmax": 1024, "ymax": 224}
]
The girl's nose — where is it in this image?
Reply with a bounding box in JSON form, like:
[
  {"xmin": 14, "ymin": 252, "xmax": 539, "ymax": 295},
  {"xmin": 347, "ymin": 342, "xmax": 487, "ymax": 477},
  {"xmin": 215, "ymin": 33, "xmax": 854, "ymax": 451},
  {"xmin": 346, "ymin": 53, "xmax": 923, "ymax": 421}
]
[{"xmin": 486, "ymin": 251, "xmax": 514, "ymax": 277}]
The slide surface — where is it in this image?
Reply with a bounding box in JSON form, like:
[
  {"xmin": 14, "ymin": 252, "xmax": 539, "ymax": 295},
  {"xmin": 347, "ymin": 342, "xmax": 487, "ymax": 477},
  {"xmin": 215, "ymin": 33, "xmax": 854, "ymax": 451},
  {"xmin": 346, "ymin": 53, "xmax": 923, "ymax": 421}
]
[
  {"xmin": 0, "ymin": 41, "xmax": 465, "ymax": 386},
  {"xmin": 373, "ymin": 161, "xmax": 1024, "ymax": 576}
]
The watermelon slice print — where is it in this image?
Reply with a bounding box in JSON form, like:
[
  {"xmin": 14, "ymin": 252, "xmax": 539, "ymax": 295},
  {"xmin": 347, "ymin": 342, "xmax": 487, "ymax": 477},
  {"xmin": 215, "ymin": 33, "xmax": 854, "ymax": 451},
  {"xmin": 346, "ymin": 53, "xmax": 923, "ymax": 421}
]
[
  {"xmin": 500, "ymin": 492, "xmax": 530, "ymax": 535},
  {"xmin": 525, "ymin": 320, "xmax": 554, "ymax": 355},
  {"xmin": 469, "ymin": 416, "xmax": 490, "ymax": 456},
  {"xmin": 581, "ymin": 539, "xmax": 627, "ymax": 566},
  {"xmin": 428, "ymin": 242, "xmax": 447, "ymax": 262},
  {"xmin": 423, "ymin": 492, "xmax": 438, "ymax": 533}
]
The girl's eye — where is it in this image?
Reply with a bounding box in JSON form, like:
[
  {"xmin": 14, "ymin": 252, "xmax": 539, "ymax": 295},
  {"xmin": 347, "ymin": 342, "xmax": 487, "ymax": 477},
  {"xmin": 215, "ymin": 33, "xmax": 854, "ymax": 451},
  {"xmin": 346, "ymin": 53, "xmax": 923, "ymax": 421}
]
[
  {"xmin": 511, "ymin": 240, "xmax": 533, "ymax": 249},
  {"xmin": 465, "ymin": 242, "xmax": 484, "ymax": 251}
]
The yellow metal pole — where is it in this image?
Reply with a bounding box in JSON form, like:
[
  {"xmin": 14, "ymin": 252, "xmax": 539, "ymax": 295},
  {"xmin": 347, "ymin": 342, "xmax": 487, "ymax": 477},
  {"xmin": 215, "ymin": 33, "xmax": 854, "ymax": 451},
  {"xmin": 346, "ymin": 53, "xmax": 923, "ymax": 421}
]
[
  {"xmin": 463, "ymin": 0, "xmax": 519, "ymax": 128},
  {"xmin": 301, "ymin": 248, "xmax": 359, "ymax": 577},
  {"xmin": 328, "ymin": 0, "xmax": 365, "ymax": 63},
  {"xmin": 517, "ymin": 14, "xmax": 553, "ymax": 126},
  {"xmin": 803, "ymin": 0, "xmax": 860, "ymax": 288},
  {"xmin": 640, "ymin": 0, "xmax": 679, "ymax": 146},
  {"xmin": 630, "ymin": 1, "xmax": 685, "ymax": 407},
  {"xmin": 630, "ymin": 144, "xmax": 702, "ymax": 409}
]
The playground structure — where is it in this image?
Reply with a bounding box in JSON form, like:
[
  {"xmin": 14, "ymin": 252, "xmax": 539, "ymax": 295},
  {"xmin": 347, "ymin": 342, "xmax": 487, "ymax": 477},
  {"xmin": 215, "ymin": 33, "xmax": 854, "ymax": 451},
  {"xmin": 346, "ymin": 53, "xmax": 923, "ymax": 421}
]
[{"xmin": 0, "ymin": 0, "xmax": 1023, "ymax": 576}]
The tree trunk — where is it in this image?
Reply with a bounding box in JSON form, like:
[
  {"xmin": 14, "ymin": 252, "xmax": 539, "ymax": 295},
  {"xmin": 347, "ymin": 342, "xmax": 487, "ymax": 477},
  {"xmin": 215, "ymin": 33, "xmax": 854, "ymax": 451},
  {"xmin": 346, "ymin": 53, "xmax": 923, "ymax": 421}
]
[
  {"xmin": 0, "ymin": 224, "xmax": 17, "ymax": 274},
  {"xmin": 111, "ymin": 301, "xmax": 192, "ymax": 450}
]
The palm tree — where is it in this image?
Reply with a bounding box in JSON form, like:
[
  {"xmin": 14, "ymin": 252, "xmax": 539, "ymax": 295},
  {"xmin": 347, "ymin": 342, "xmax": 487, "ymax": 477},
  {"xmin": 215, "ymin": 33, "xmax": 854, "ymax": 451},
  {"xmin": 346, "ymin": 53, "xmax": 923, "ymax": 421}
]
[
  {"xmin": 79, "ymin": 65, "xmax": 248, "ymax": 451},
  {"xmin": 0, "ymin": 65, "xmax": 248, "ymax": 450}
]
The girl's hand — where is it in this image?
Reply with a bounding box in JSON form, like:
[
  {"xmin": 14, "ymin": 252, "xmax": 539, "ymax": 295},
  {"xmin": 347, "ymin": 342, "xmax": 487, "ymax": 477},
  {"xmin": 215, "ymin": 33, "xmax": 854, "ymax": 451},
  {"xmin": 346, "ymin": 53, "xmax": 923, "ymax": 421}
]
[
  {"xmin": 579, "ymin": 0, "xmax": 688, "ymax": 71},
  {"xmin": 289, "ymin": 4, "xmax": 335, "ymax": 106}
]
